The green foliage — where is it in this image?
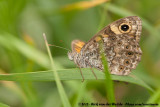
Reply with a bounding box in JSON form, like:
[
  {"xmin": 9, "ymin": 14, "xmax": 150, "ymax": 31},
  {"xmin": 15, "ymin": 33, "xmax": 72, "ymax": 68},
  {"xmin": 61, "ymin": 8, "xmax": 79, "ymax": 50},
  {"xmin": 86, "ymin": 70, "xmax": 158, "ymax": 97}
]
[
  {"xmin": 0, "ymin": 69, "xmax": 154, "ymax": 93},
  {"xmin": 99, "ymin": 40, "xmax": 116, "ymax": 105},
  {"xmin": 43, "ymin": 34, "xmax": 71, "ymax": 107},
  {"xmin": 147, "ymin": 88, "xmax": 160, "ymax": 104},
  {"xmin": 0, "ymin": 103, "xmax": 10, "ymax": 107}
]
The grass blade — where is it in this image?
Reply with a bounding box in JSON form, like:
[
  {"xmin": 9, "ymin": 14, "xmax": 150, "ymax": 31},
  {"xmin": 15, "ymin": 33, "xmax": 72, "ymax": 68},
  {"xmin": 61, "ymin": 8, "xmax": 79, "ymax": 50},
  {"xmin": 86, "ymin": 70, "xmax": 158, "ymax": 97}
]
[
  {"xmin": 99, "ymin": 41, "xmax": 116, "ymax": 105},
  {"xmin": 60, "ymin": 0, "xmax": 109, "ymax": 12},
  {"xmin": 147, "ymin": 88, "xmax": 160, "ymax": 104},
  {"xmin": 0, "ymin": 69, "xmax": 154, "ymax": 93},
  {"xmin": 0, "ymin": 103, "xmax": 10, "ymax": 107},
  {"xmin": 72, "ymin": 81, "xmax": 87, "ymax": 107},
  {"xmin": 43, "ymin": 34, "xmax": 71, "ymax": 107},
  {"xmin": 101, "ymin": 53, "xmax": 116, "ymax": 105}
]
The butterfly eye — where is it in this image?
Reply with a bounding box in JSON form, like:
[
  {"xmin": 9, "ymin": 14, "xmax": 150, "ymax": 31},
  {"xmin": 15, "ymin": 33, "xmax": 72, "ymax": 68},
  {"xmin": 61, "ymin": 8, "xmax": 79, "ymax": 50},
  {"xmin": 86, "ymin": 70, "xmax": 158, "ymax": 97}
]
[{"xmin": 119, "ymin": 23, "xmax": 131, "ymax": 33}]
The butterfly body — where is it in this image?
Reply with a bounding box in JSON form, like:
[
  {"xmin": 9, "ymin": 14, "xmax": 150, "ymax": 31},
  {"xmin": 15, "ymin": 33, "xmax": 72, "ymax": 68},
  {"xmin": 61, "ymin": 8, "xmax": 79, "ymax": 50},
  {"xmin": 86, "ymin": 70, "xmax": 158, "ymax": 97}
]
[{"xmin": 68, "ymin": 16, "xmax": 142, "ymax": 75}]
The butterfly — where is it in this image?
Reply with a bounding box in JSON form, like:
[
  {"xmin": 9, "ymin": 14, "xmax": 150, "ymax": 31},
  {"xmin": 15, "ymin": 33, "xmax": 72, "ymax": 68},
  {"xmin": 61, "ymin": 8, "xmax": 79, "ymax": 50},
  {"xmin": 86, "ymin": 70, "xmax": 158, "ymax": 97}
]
[{"xmin": 68, "ymin": 16, "xmax": 142, "ymax": 79}]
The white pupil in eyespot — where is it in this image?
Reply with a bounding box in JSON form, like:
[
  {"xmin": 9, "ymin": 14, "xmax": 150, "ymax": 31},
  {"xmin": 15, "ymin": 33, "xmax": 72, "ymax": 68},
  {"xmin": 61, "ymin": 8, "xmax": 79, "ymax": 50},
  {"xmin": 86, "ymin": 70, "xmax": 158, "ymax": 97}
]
[{"xmin": 121, "ymin": 24, "xmax": 129, "ymax": 31}]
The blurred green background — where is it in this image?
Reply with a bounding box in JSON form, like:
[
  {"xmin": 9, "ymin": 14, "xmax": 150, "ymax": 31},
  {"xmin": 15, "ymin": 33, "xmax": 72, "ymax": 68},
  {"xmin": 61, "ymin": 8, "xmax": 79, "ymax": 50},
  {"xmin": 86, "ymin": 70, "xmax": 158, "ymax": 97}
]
[{"xmin": 0, "ymin": 0, "xmax": 160, "ymax": 107}]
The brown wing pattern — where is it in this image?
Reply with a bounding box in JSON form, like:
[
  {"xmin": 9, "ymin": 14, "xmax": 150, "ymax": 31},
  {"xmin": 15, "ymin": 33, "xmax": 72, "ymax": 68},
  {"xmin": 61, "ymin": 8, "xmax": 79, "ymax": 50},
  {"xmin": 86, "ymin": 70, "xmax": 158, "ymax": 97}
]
[
  {"xmin": 80, "ymin": 16, "xmax": 142, "ymax": 75},
  {"xmin": 68, "ymin": 16, "xmax": 142, "ymax": 75}
]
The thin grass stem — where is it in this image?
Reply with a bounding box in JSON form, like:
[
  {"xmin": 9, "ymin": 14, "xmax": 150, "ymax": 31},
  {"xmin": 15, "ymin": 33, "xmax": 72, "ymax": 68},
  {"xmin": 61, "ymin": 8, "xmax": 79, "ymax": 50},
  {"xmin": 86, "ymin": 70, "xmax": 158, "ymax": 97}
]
[{"xmin": 43, "ymin": 33, "xmax": 71, "ymax": 107}]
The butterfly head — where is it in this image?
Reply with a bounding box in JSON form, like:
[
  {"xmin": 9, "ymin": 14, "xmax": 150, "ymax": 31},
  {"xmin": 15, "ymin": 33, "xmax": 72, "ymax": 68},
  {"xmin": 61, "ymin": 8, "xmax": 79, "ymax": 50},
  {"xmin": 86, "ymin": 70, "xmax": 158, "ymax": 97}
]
[
  {"xmin": 68, "ymin": 51, "xmax": 74, "ymax": 61},
  {"xmin": 68, "ymin": 40, "xmax": 85, "ymax": 61}
]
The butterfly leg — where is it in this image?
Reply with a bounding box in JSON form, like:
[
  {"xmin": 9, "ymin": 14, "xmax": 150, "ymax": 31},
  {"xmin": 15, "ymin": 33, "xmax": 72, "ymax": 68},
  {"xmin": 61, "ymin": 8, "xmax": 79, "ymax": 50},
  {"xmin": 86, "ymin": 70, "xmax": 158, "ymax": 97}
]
[
  {"xmin": 87, "ymin": 61, "xmax": 97, "ymax": 80},
  {"xmin": 77, "ymin": 63, "xmax": 85, "ymax": 82}
]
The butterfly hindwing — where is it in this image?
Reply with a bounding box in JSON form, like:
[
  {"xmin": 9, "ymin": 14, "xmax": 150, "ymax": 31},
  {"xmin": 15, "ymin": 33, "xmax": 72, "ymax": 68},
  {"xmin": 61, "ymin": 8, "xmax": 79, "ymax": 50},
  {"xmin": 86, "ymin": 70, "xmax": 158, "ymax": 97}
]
[{"xmin": 68, "ymin": 16, "xmax": 142, "ymax": 75}]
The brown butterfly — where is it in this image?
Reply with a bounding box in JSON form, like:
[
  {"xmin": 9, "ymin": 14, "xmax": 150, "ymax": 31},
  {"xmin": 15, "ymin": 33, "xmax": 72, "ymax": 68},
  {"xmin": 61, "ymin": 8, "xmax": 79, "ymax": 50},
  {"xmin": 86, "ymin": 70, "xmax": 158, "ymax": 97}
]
[{"xmin": 68, "ymin": 16, "xmax": 142, "ymax": 80}]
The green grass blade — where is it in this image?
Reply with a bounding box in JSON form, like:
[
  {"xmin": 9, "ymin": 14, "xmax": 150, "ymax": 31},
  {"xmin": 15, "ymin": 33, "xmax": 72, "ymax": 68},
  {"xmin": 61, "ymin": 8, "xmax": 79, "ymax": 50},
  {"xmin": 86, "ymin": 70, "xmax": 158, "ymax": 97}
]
[
  {"xmin": 99, "ymin": 41, "xmax": 116, "ymax": 105},
  {"xmin": 72, "ymin": 81, "xmax": 87, "ymax": 107},
  {"xmin": 101, "ymin": 53, "xmax": 116, "ymax": 105},
  {"xmin": 0, "ymin": 103, "xmax": 10, "ymax": 107},
  {"xmin": 0, "ymin": 68, "xmax": 154, "ymax": 93},
  {"xmin": 0, "ymin": 33, "xmax": 50, "ymax": 68},
  {"xmin": 0, "ymin": 33, "xmax": 63, "ymax": 69},
  {"xmin": 147, "ymin": 88, "xmax": 160, "ymax": 104},
  {"xmin": 43, "ymin": 34, "xmax": 71, "ymax": 107}
]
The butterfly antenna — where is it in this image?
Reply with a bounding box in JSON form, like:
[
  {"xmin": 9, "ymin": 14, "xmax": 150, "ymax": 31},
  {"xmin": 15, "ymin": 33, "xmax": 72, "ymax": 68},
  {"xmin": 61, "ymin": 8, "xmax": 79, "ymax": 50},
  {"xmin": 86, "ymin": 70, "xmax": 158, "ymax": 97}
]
[{"xmin": 48, "ymin": 44, "xmax": 70, "ymax": 51}]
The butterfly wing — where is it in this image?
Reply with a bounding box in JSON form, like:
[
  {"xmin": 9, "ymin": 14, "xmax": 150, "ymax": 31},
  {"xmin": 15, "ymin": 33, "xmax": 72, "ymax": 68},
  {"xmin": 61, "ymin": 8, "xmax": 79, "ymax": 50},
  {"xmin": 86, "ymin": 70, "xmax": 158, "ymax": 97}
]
[{"xmin": 81, "ymin": 16, "xmax": 142, "ymax": 75}]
